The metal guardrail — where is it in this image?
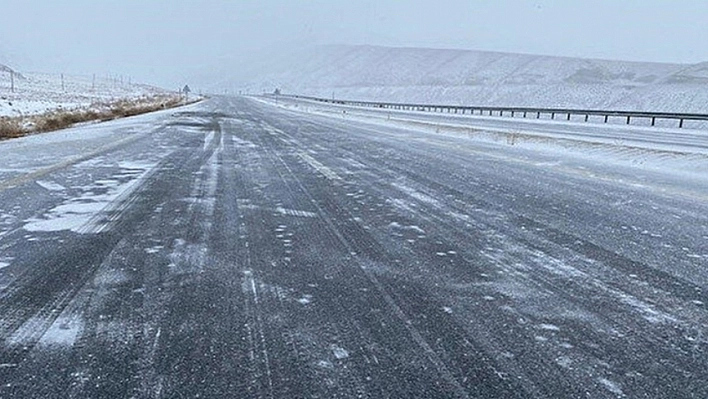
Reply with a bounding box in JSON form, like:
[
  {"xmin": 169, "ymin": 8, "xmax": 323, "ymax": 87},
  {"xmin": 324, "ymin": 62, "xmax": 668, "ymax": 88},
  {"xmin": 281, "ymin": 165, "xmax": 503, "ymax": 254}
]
[{"xmin": 281, "ymin": 94, "xmax": 708, "ymax": 129}]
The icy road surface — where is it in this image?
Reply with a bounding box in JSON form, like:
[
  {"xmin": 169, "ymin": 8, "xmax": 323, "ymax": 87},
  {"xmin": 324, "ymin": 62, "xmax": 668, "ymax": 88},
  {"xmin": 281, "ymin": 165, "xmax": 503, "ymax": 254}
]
[{"xmin": 0, "ymin": 96, "xmax": 707, "ymax": 398}]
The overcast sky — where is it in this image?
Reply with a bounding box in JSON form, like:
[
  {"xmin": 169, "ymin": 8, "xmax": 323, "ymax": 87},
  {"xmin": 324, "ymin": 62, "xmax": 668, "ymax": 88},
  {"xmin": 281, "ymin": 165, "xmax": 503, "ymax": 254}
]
[{"xmin": 1, "ymin": 0, "xmax": 707, "ymax": 87}]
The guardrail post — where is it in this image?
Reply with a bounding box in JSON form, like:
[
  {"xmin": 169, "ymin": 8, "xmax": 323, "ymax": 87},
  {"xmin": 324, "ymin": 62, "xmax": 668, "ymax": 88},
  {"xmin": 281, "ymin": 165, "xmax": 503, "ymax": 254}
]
[
  {"xmin": 679, "ymin": 119, "xmax": 684, "ymax": 128},
  {"xmin": 567, "ymin": 113, "xmax": 571, "ymax": 121},
  {"xmin": 604, "ymin": 115, "xmax": 609, "ymax": 123},
  {"xmin": 523, "ymin": 111, "xmax": 527, "ymax": 118},
  {"xmin": 651, "ymin": 117, "xmax": 656, "ymax": 126},
  {"xmin": 585, "ymin": 115, "xmax": 589, "ymax": 122},
  {"xmin": 537, "ymin": 112, "xmax": 541, "ymax": 119},
  {"xmin": 626, "ymin": 116, "xmax": 631, "ymax": 125},
  {"xmin": 551, "ymin": 112, "xmax": 555, "ymax": 120}
]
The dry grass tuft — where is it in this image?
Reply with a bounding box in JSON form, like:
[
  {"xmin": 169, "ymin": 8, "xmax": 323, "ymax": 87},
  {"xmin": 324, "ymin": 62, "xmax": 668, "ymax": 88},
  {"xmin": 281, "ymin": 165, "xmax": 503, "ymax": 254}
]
[
  {"xmin": 0, "ymin": 117, "xmax": 24, "ymax": 139},
  {"xmin": 34, "ymin": 110, "xmax": 88, "ymax": 132}
]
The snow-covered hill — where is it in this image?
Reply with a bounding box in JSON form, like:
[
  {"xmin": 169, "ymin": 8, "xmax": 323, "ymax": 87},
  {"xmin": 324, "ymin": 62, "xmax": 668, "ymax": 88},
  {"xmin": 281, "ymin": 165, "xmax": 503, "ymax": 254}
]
[
  {"xmin": 215, "ymin": 45, "xmax": 708, "ymax": 113},
  {"xmin": 0, "ymin": 64, "xmax": 170, "ymax": 117}
]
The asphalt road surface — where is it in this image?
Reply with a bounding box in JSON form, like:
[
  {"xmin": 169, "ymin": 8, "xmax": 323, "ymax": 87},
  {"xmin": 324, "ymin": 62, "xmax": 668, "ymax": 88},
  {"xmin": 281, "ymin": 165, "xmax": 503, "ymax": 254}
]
[{"xmin": 0, "ymin": 96, "xmax": 707, "ymax": 398}]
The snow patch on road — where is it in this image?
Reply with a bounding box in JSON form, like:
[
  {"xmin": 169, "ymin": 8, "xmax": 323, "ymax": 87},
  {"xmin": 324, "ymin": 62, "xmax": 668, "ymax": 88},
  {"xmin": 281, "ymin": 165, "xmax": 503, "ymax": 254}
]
[
  {"xmin": 538, "ymin": 323, "xmax": 561, "ymax": 332},
  {"xmin": 276, "ymin": 207, "xmax": 317, "ymax": 218},
  {"xmin": 598, "ymin": 377, "xmax": 625, "ymax": 396},
  {"xmin": 232, "ymin": 136, "xmax": 258, "ymax": 148},
  {"xmin": 392, "ymin": 182, "xmax": 441, "ymax": 208},
  {"xmin": 203, "ymin": 130, "xmax": 216, "ymax": 151},
  {"xmin": 9, "ymin": 310, "xmax": 83, "ymax": 349},
  {"xmin": 35, "ymin": 180, "xmax": 67, "ymax": 191},
  {"xmin": 298, "ymin": 152, "xmax": 342, "ymax": 180},
  {"xmin": 24, "ymin": 202, "xmax": 106, "ymax": 232},
  {"xmin": 555, "ymin": 356, "xmax": 573, "ymax": 369},
  {"xmin": 168, "ymin": 238, "xmax": 207, "ymax": 275},
  {"xmin": 39, "ymin": 316, "xmax": 83, "ymax": 347},
  {"xmin": 331, "ymin": 345, "xmax": 349, "ymax": 360},
  {"xmin": 389, "ymin": 222, "xmax": 426, "ymax": 234},
  {"xmin": 144, "ymin": 245, "xmax": 164, "ymax": 254},
  {"xmin": 619, "ymin": 293, "xmax": 677, "ymax": 324},
  {"xmin": 93, "ymin": 267, "xmax": 130, "ymax": 287},
  {"xmin": 23, "ymin": 162, "xmax": 156, "ymax": 233},
  {"xmin": 298, "ymin": 295, "xmax": 313, "ymax": 305}
]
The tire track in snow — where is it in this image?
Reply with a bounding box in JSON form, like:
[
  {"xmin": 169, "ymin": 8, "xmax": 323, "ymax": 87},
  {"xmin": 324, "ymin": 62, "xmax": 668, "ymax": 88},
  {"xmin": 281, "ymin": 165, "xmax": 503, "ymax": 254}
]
[{"xmin": 259, "ymin": 130, "xmax": 472, "ymax": 398}]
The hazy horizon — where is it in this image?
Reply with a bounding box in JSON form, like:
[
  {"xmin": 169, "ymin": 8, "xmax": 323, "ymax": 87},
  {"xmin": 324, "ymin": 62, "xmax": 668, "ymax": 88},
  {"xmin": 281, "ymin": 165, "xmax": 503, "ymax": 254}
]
[{"xmin": 1, "ymin": 0, "xmax": 707, "ymax": 88}]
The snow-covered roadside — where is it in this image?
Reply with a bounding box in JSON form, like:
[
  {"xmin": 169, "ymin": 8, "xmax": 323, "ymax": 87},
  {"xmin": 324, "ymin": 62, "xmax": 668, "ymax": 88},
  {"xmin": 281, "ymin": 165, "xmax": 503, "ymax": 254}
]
[
  {"xmin": 0, "ymin": 70, "xmax": 168, "ymax": 117},
  {"xmin": 0, "ymin": 67, "xmax": 201, "ymax": 139},
  {"xmin": 0, "ymin": 95, "xmax": 192, "ymax": 140},
  {"xmin": 256, "ymin": 96, "xmax": 708, "ymax": 194}
]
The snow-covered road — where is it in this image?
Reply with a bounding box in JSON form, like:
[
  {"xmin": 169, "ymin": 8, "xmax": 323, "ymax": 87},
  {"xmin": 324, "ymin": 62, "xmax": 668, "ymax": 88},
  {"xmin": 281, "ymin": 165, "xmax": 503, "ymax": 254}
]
[{"xmin": 0, "ymin": 96, "xmax": 706, "ymax": 398}]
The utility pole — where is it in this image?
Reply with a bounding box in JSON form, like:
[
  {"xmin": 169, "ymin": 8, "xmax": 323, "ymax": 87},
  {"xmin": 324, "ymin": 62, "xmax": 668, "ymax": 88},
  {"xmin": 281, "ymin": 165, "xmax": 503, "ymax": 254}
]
[
  {"xmin": 61, "ymin": 73, "xmax": 65, "ymax": 92},
  {"xmin": 92, "ymin": 74, "xmax": 96, "ymax": 91},
  {"xmin": 10, "ymin": 70, "xmax": 14, "ymax": 93}
]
